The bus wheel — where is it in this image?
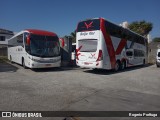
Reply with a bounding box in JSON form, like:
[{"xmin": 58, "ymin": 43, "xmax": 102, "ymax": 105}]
[
  {"xmin": 22, "ymin": 58, "xmax": 26, "ymax": 69},
  {"xmin": 10, "ymin": 56, "xmax": 13, "ymax": 63},
  {"xmin": 121, "ymin": 61, "xmax": 126, "ymax": 70},
  {"xmin": 114, "ymin": 61, "xmax": 120, "ymax": 72}
]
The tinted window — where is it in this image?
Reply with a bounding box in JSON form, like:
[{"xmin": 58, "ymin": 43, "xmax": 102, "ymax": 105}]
[
  {"xmin": 0, "ymin": 36, "xmax": 5, "ymax": 41},
  {"xmin": 123, "ymin": 30, "xmax": 146, "ymax": 45},
  {"xmin": 126, "ymin": 51, "xmax": 133, "ymax": 56},
  {"xmin": 158, "ymin": 52, "xmax": 160, "ymax": 57},
  {"xmin": 104, "ymin": 20, "xmax": 146, "ymax": 45},
  {"xmin": 105, "ymin": 21, "xmax": 123, "ymax": 38},
  {"xmin": 77, "ymin": 19, "xmax": 100, "ymax": 32},
  {"xmin": 134, "ymin": 49, "xmax": 145, "ymax": 57},
  {"xmin": 8, "ymin": 34, "xmax": 23, "ymax": 47},
  {"xmin": 28, "ymin": 34, "xmax": 60, "ymax": 57},
  {"xmin": 17, "ymin": 34, "xmax": 23, "ymax": 45}
]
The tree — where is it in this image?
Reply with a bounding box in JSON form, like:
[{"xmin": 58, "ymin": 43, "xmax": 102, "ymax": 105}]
[
  {"xmin": 128, "ymin": 20, "xmax": 153, "ymax": 37},
  {"xmin": 70, "ymin": 30, "xmax": 76, "ymax": 43},
  {"xmin": 153, "ymin": 37, "xmax": 160, "ymax": 42},
  {"xmin": 62, "ymin": 30, "xmax": 76, "ymax": 43}
]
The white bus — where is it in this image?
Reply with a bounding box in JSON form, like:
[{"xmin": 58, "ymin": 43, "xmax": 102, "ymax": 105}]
[
  {"xmin": 76, "ymin": 18, "xmax": 147, "ymax": 71},
  {"xmin": 8, "ymin": 29, "xmax": 61, "ymax": 68},
  {"xmin": 156, "ymin": 48, "xmax": 160, "ymax": 67}
]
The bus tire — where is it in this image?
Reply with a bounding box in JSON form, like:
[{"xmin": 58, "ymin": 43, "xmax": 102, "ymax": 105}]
[
  {"xmin": 121, "ymin": 60, "xmax": 126, "ymax": 70},
  {"xmin": 156, "ymin": 62, "xmax": 160, "ymax": 67},
  {"xmin": 114, "ymin": 61, "xmax": 120, "ymax": 72},
  {"xmin": 22, "ymin": 58, "xmax": 26, "ymax": 69}
]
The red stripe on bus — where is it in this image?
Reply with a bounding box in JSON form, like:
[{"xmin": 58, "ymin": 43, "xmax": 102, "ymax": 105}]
[
  {"xmin": 100, "ymin": 18, "xmax": 116, "ymax": 69},
  {"xmin": 59, "ymin": 38, "xmax": 65, "ymax": 47},
  {"xmin": 76, "ymin": 46, "xmax": 82, "ymax": 60},
  {"xmin": 115, "ymin": 39, "xmax": 127, "ymax": 55},
  {"xmin": 76, "ymin": 45, "xmax": 82, "ymax": 53},
  {"xmin": 26, "ymin": 29, "xmax": 57, "ymax": 36}
]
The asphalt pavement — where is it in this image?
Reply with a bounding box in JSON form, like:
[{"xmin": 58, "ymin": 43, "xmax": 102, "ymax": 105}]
[{"xmin": 0, "ymin": 62, "xmax": 160, "ymax": 120}]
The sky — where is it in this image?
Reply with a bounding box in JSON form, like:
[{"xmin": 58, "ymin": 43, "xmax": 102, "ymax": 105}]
[{"xmin": 0, "ymin": 0, "xmax": 160, "ymax": 39}]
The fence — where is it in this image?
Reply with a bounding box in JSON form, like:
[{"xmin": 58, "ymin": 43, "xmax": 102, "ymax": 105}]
[{"xmin": 0, "ymin": 47, "xmax": 7, "ymax": 56}]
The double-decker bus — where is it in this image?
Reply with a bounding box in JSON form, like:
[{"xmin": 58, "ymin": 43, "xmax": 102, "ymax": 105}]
[
  {"xmin": 76, "ymin": 18, "xmax": 147, "ymax": 71},
  {"xmin": 8, "ymin": 29, "xmax": 61, "ymax": 68}
]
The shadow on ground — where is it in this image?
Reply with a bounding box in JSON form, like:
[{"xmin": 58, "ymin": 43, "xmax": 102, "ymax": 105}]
[
  {"xmin": 31, "ymin": 66, "xmax": 80, "ymax": 72},
  {"xmin": 83, "ymin": 64, "xmax": 154, "ymax": 75},
  {"xmin": 0, "ymin": 62, "xmax": 18, "ymax": 72}
]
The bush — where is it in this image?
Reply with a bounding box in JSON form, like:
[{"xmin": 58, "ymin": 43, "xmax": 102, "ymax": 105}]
[
  {"xmin": 153, "ymin": 37, "xmax": 160, "ymax": 42},
  {"xmin": 0, "ymin": 56, "xmax": 8, "ymax": 63}
]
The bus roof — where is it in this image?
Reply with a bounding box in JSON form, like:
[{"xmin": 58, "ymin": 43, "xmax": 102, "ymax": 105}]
[
  {"xmin": 77, "ymin": 17, "xmax": 146, "ymax": 40},
  {"xmin": 25, "ymin": 29, "xmax": 57, "ymax": 36},
  {"xmin": 8, "ymin": 29, "xmax": 58, "ymax": 41}
]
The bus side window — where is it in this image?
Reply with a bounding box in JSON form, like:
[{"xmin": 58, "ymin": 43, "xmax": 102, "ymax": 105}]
[
  {"xmin": 24, "ymin": 33, "xmax": 30, "ymax": 53},
  {"xmin": 126, "ymin": 51, "xmax": 133, "ymax": 57},
  {"xmin": 16, "ymin": 34, "xmax": 23, "ymax": 47}
]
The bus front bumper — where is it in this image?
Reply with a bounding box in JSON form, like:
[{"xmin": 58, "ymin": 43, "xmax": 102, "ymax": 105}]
[{"xmin": 27, "ymin": 61, "xmax": 61, "ymax": 68}]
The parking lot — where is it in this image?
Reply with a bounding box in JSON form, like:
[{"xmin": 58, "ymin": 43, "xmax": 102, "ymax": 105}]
[{"xmin": 0, "ymin": 62, "xmax": 160, "ymax": 120}]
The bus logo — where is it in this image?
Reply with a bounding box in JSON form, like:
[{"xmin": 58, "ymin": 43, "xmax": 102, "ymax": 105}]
[
  {"xmin": 85, "ymin": 21, "xmax": 93, "ymax": 29},
  {"xmin": 2, "ymin": 112, "xmax": 11, "ymax": 117}
]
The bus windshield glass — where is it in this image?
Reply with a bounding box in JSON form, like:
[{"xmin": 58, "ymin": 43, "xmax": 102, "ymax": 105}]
[
  {"xmin": 77, "ymin": 19, "xmax": 100, "ymax": 32},
  {"xmin": 27, "ymin": 34, "xmax": 60, "ymax": 57},
  {"xmin": 78, "ymin": 39, "xmax": 97, "ymax": 52}
]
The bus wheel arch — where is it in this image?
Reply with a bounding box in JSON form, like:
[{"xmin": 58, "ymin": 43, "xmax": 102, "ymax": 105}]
[
  {"xmin": 121, "ymin": 60, "xmax": 126, "ymax": 70},
  {"xmin": 114, "ymin": 60, "xmax": 121, "ymax": 71}
]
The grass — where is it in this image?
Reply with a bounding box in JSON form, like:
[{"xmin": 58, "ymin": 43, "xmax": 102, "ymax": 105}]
[{"xmin": 0, "ymin": 56, "xmax": 8, "ymax": 63}]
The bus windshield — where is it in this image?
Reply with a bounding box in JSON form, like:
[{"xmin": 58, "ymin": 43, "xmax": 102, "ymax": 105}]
[
  {"xmin": 77, "ymin": 19, "xmax": 100, "ymax": 32},
  {"xmin": 27, "ymin": 34, "xmax": 60, "ymax": 57}
]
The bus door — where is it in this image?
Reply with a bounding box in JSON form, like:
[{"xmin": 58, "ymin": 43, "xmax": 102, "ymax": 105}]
[{"xmin": 126, "ymin": 49, "xmax": 135, "ymax": 66}]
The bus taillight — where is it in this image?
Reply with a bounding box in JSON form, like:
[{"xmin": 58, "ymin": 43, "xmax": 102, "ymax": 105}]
[{"xmin": 96, "ymin": 50, "xmax": 103, "ymax": 61}]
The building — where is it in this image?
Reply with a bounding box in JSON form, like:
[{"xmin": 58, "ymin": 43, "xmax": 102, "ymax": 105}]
[
  {"xmin": 0, "ymin": 28, "xmax": 14, "ymax": 56},
  {"xmin": 0, "ymin": 28, "xmax": 14, "ymax": 48}
]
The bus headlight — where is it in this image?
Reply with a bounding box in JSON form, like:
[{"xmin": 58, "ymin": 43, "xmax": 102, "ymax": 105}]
[
  {"xmin": 32, "ymin": 58, "xmax": 39, "ymax": 62},
  {"xmin": 28, "ymin": 56, "xmax": 38, "ymax": 62}
]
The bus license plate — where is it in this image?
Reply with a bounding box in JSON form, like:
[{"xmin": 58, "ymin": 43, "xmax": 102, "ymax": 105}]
[
  {"xmin": 84, "ymin": 62, "xmax": 92, "ymax": 65},
  {"xmin": 46, "ymin": 64, "xmax": 51, "ymax": 66}
]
